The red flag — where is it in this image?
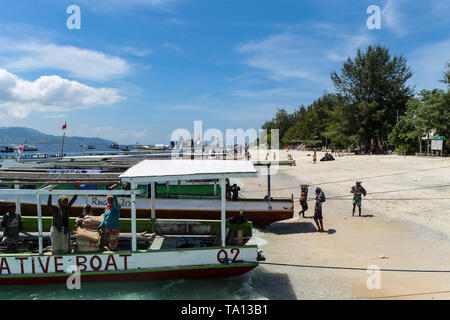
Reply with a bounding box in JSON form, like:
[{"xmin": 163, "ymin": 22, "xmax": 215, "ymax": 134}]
[
  {"xmin": 62, "ymin": 122, "xmax": 67, "ymax": 131},
  {"xmin": 18, "ymin": 144, "xmax": 23, "ymax": 152}
]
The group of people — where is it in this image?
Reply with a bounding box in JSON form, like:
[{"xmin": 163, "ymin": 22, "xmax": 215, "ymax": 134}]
[
  {"xmin": 298, "ymin": 181, "xmax": 367, "ymax": 232},
  {"xmin": 0, "ymin": 191, "xmax": 121, "ymax": 254}
]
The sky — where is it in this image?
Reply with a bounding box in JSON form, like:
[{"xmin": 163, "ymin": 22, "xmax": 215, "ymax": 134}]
[{"xmin": 0, "ymin": 0, "xmax": 448, "ymax": 144}]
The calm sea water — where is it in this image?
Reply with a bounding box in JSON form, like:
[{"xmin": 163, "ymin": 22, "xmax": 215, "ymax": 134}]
[
  {"xmin": 0, "ymin": 234, "xmax": 271, "ymax": 300},
  {"xmin": 0, "ymin": 147, "xmax": 273, "ymax": 300}
]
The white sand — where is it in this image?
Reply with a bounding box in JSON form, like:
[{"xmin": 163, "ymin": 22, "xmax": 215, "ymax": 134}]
[{"xmin": 241, "ymin": 150, "xmax": 450, "ymax": 300}]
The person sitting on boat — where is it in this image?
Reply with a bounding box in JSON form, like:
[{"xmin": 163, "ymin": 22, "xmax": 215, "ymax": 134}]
[
  {"xmin": 231, "ymin": 184, "xmax": 241, "ymax": 201},
  {"xmin": 98, "ymin": 195, "xmax": 121, "ymax": 251},
  {"xmin": 1, "ymin": 203, "xmax": 23, "ymax": 253},
  {"xmin": 48, "ymin": 191, "xmax": 78, "ymax": 255}
]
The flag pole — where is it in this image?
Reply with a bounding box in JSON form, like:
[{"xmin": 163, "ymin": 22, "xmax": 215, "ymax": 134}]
[{"xmin": 60, "ymin": 122, "xmax": 66, "ymax": 159}]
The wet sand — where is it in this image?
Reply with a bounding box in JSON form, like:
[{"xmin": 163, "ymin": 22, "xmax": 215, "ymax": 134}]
[{"xmin": 242, "ymin": 150, "xmax": 450, "ymax": 300}]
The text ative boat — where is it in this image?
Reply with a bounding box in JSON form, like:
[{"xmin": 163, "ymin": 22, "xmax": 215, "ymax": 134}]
[{"xmin": 0, "ymin": 160, "xmax": 263, "ymax": 285}]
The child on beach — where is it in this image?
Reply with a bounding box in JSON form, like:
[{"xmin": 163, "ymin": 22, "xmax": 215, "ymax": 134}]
[
  {"xmin": 313, "ymin": 151, "xmax": 317, "ymax": 164},
  {"xmin": 314, "ymin": 187, "xmax": 326, "ymax": 232}
]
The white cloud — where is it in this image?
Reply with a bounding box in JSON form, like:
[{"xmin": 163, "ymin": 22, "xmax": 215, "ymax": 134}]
[
  {"xmin": 0, "ymin": 39, "xmax": 130, "ymax": 81},
  {"xmin": 160, "ymin": 104, "xmax": 207, "ymax": 111},
  {"xmin": 0, "ymin": 69, "xmax": 124, "ymax": 119},
  {"xmin": 408, "ymin": 39, "xmax": 450, "ymax": 90},
  {"xmin": 382, "ymin": 0, "xmax": 409, "ymax": 36},
  {"xmin": 71, "ymin": 124, "xmax": 148, "ymax": 144},
  {"xmin": 76, "ymin": 0, "xmax": 180, "ymax": 11},
  {"xmin": 237, "ymin": 25, "xmax": 372, "ymax": 83},
  {"xmin": 121, "ymin": 46, "xmax": 152, "ymax": 57},
  {"xmin": 161, "ymin": 42, "xmax": 182, "ymax": 52}
]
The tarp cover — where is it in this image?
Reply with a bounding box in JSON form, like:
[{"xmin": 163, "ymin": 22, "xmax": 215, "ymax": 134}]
[{"xmin": 120, "ymin": 160, "xmax": 257, "ymax": 182}]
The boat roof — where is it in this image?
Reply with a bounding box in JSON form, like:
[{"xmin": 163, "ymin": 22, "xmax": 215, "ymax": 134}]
[{"xmin": 120, "ymin": 160, "xmax": 257, "ymax": 183}]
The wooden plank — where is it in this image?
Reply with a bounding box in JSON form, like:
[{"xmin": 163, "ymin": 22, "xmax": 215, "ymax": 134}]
[{"xmin": 149, "ymin": 235, "xmax": 164, "ymax": 250}]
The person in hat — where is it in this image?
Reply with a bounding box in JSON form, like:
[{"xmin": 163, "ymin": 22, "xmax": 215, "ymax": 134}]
[
  {"xmin": 351, "ymin": 181, "xmax": 367, "ymax": 216},
  {"xmin": 314, "ymin": 187, "xmax": 326, "ymax": 232},
  {"xmin": 1, "ymin": 203, "xmax": 23, "ymax": 253},
  {"xmin": 48, "ymin": 192, "xmax": 78, "ymax": 254},
  {"xmin": 299, "ymin": 184, "xmax": 309, "ymax": 217}
]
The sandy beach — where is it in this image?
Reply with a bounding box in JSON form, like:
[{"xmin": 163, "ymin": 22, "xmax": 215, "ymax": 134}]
[{"xmin": 242, "ymin": 150, "xmax": 450, "ymax": 300}]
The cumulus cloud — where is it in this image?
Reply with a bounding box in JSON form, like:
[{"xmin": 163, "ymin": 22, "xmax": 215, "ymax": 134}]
[
  {"xmin": 0, "ymin": 39, "xmax": 130, "ymax": 81},
  {"xmin": 0, "ymin": 69, "xmax": 124, "ymax": 119}
]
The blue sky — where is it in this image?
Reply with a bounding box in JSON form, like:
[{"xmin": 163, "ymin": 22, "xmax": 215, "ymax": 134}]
[{"xmin": 0, "ymin": 0, "xmax": 448, "ymax": 144}]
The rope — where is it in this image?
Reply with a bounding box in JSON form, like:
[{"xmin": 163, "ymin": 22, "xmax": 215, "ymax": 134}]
[
  {"xmin": 245, "ymin": 165, "xmax": 450, "ymax": 193},
  {"xmin": 252, "ymin": 261, "xmax": 450, "ymax": 273}
]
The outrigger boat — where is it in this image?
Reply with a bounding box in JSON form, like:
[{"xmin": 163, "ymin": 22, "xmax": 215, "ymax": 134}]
[
  {"xmin": 0, "ymin": 161, "xmax": 294, "ymax": 227},
  {"xmin": 0, "ymin": 160, "xmax": 262, "ymax": 285}
]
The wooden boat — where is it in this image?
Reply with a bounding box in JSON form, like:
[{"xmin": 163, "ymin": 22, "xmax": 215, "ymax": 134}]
[
  {"xmin": 0, "ymin": 160, "xmax": 262, "ymax": 285},
  {"xmin": 0, "ymin": 163, "xmax": 294, "ymax": 227}
]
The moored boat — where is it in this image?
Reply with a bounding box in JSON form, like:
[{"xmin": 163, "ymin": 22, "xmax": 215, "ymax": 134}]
[{"xmin": 0, "ymin": 160, "xmax": 262, "ymax": 285}]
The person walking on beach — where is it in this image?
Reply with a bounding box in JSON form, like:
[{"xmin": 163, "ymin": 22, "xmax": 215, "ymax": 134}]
[
  {"xmin": 299, "ymin": 184, "xmax": 309, "ymax": 218},
  {"xmin": 314, "ymin": 187, "xmax": 326, "ymax": 232},
  {"xmin": 98, "ymin": 195, "xmax": 121, "ymax": 251},
  {"xmin": 1, "ymin": 204, "xmax": 23, "ymax": 253},
  {"xmin": 351, "ymin": 181, "xmax": 367, "ymax": 216},
  {"xmin": 313, "ymin": 151, "xmax": 317, "ymax": 164}
]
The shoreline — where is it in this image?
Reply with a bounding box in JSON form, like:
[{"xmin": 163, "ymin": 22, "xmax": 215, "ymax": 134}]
[{"xmin": 242, "ymin": 149, "xmax": 450, "ymax": 299}]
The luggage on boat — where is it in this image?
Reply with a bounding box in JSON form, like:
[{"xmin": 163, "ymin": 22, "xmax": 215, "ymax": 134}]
[
  {"xmin": 74, "ymin": 227, "xmax": 101, "ymax": 242},
  {"xmin": 75, "ymin": 238, "xmax": 100, "ymax": 253},
  {"xmin": 77, "ymin": 215, "xmax": 104, "ymax": 229}
]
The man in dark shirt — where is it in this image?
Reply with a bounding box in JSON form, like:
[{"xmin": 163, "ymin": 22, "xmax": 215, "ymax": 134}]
[
  {"xmin": 1, "ymin": 204, "xmax": 23, "ymax": 253},
  {"xmin": 231, "ymin": 184, "xmax": 241, "ymax": 201}
]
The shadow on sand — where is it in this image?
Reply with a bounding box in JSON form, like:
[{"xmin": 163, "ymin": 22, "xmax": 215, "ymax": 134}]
[{"xmin": 260, "ymin": 221, "xmax": 326, "ymax": 235}]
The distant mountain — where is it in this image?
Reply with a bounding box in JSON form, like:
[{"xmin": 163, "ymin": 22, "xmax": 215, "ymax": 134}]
[{"xmin": 0, "ymin": 127, "xmax": 114, "ymax": 145}]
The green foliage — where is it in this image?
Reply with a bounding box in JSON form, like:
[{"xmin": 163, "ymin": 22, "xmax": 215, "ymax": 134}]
[
  {"xmin": 261, "ymin": 46, "xmax": 448, "ymax": 154},
  {"xmin": 330, "ymin": 45, "xmax": 413, "ymax": 147}
]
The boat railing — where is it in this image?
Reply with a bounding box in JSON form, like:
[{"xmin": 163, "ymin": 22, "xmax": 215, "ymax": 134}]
[{"xmin": 0, "ymin": 188, "xmax": 144, "ymax": 256}]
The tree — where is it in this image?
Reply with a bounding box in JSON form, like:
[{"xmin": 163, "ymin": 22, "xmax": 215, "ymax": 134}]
[
  {"xmin": 330, "ymin": 45, "xmax": 413, "ymax": 149},
  {"xmin": 389, "ymin": 89, "xmax": 450, "ymax": 154},
  {"xmin": 441, "ymin": 62, "xmax": 450, "ymax": 86}
]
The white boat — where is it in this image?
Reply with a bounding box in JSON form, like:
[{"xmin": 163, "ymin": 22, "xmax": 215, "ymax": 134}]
[{"xmin": 0, "ymin": 160, "xmax": 262, "ymax": 285}]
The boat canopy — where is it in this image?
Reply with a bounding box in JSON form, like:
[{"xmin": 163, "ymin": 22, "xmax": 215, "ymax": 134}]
[
  {"xmin": 120, "ymin": 160, "xmax": 258, "ymax": 248},
  {"xmin": 120, "ymin": 159, "xmax": 257, "ymax": 183}
]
